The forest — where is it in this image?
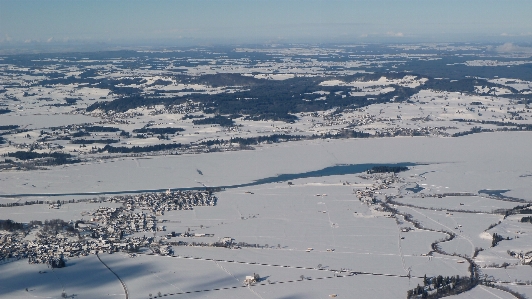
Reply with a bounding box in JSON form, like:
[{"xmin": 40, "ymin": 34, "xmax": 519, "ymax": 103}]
[
  {"xmin": 367, "ymin": 166, "xmax": 409, "ymax": 174},
  {"xmin": 99, "ymin": 143, "xmax": 183, "ymax": 154},
  {"xmin": 132, "ymin": 127, "xmax": 185, "ymax": 135},
  {"xmin": 81, "ymin": 70, "xmax": 516, "ymax": 123},
  {"xmin": 5, "ymin": 151, "xmax": 80, "ymax": 165}
]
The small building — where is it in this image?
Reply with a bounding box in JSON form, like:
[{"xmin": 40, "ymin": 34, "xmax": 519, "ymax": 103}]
[
  {"xmin": 244, "ymin": 273, "xmax": 260, "ymax": 285},
  {"xmin": 220, "ymin": 237, "xmax": 234, "ymax": 245}
]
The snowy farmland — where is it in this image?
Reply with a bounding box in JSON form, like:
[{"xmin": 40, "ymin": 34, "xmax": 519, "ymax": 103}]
[
  {"xmin": 1, "ymin": 44, "xmax": 532, "ymax": 298},
  {"xmin": 1, "ymin": 132, "xmax": 532, "ymax": 298}
]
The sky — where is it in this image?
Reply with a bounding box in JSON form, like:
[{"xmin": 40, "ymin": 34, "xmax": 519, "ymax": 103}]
[{"xmin": 1, "ymin": 0, "xmax": 532, "ymax": 48}]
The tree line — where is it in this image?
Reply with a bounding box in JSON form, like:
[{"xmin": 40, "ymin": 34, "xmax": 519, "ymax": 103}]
[
  {"xmin": 0, "ymin": 220, "xmax": 24, "ymax": 231},
  {"xmin": 367, "ymin": 166, "xmax": 409, "ymax": 174},
  {"xmin": 71, "ymin": 139, "xmax": 119, "ymax": 144},
  {"xmin": 0, "ymin": 125, "xmax": 19, "ymax": 130},
  {"xmin": 4, "ymin": 151, "xmax": 80, "ymax": 165},
  {"xmin": 407, "ymin": 275, "xmax": 477, "ymax": 299},
  {"xmin": 99, "ymin": 143, "xmax": 183, "ymax": 154},
  {"xmin": 132, "ymin": 127, "xmax": 185, "ymax": 134}
]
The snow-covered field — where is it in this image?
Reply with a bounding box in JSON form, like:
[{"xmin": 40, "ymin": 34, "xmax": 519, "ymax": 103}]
[
  {"xmin": 1, "ymin": 45, "xmax": 532, "ymax": 298},
  {"xmin": 1, "ymin": 132, "xmax": 531, "ymax": 298}
]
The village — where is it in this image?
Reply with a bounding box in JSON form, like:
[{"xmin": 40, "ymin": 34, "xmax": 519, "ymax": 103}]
[{"xmin": 0, "ymin": 190, "xmax": 219, "ymax": 268}]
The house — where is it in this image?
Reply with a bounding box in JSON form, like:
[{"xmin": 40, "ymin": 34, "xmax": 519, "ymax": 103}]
[
  {"xmin": 220, "ymin": 237, "xmax": 234, "ymax": 245},
  {"xmin": 244, "ymin": 273, "xmax": 260, "ymax": 285},
  {"xmin": 49, "ymin": 203, "xmax": 61, "ymax": 209}
]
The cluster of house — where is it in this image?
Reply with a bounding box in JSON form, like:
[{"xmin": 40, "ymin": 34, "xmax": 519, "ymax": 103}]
[
  {"xmin": 0, "ymin": 215, "xmax": 169, "ymax": 267},
  {"xmin": 74, "ymin": 108, "xmax": 142, "ymax": 124},
  {"xmin": 355, "ymin": 188, "xmax": 378, "ymax": 205},
  {"xmin": 321, "ymin": 111, "xmax": 376, "ymax": 127},
  {"xmin": 373, "ymin": 126, "xmax": 451, "ymax": 138},
  {"xmin": 355, "ymin": 173, "xmax": 403, "ymax": 205},
  {"xmin": 147, "ymin": 101, "xmax": 203, "ymax": 116},
  {"xmin": 84, "ymin": 207, "xmax": 160, "ymax": 236},
  {"xmin": 507, "ymin": 250, "xmax": 532, "ymax": 265},
  {"xmin": 111, "ymin": 190, "xmax": 217, "ymax": 215},
  {"xmin": 0, "ymin": 190, "xmax": 218, "ymax": 266}
]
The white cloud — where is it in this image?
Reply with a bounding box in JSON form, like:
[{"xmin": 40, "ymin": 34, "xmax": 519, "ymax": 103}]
[
  {"xmin": 499, "ymin": 32, "xmax": 532, "ymax": 37},
  {"xmin": 496, "ymin": 43, "xmax": 532, "ymax": 54},
  {"xmin": 386, "ymin": 31, "xmax": 404, "ymax": 37},
  {"xmin": 47, "ymin": 37, "xmax": 54, "ymax": 43}
]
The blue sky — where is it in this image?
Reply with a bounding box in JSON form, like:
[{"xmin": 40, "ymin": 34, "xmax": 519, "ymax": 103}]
[{"xmin": 1, "ymin": 0, "xmax": 531, "ymax": 46}]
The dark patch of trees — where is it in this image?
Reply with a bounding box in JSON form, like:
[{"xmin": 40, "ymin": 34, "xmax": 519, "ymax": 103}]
[
  {"xmin": 147, "ymin": 79, "xmax": 173, "ymax": 86},
  {"xmin": 0, "ymin": 136, "xmax": 4, "ymax": 144},
  {"xmin": 322, "ymin": 130, "xmax": 371, "ymax": 139},
  {"xmin": 407, "ymin": 275, "xmax": 477, "ymax": 299},
  {"xmin": 192, "ymin": 115, "xmax": 235, "ymax": 127},
  {"xmin": 0, "ymin": 220, "xmax": 24, "ymax": 231},
  {"xmin": 84, "ymin": 126, "xmax": 121, "ymax": 132},
  {"xmin": 367, "ymin": 166, "xmax": 409, "ymax": 174},
  {"xmin": 520, "ymin": 216, "xmax": 532, "ymax": 223},
  {"xmin": 199, "ymin": 130, "xmax": 370, "ymax": 147},
  {"xmin": 100, "ymin": 143, "xmax": 183, "ymax": 154},
  {"xmin": 46, "ymin": 97, "xmax": 79, "ymax": 107},
  {"xmin": 453, "ymin": 119, "xmax": 532, "ymax": 131},
  {"xmin": 86, "ymin": 74, "xmax": 418, "ymax": 123},
  {"xmin": 519, "ymin": 209, "xmax": 532, "ymax": 214},
  {"xmin": 86, "ymin": 94, "xmax": 165, "ymax": 112},
  {"xmin": 42, "ymin": 219, "xmax": 76, "ymax": 233},
  {"xmin": 120, "ymin": 130, "xmax": 130, "ymax": 138},
  {"xmin": 71, "ymin": 131, "xmax": 90, "ymax": 138},
  {"xmin": 0, "ymin": 108, "xmax": 11, "ymax": 114},
  {"xmin": 132, "ymin": 127, "xmax": 185, "ymax": 134},
  {"xmin": 49, "ymin": 256, "xmax": 66, "ymax": 268},
  {"xmin": 79, "ymin": 69, "xmax": 99, "ymax": 79},
  {"xmin": 423, "ymin": 78, "xmax": 516, "ymax": 94},
  {"xmin": 191, "ymin": 73, "xmax": 261, "ymax": 87},
  {"xmin": 71, "ymin": 139, "xmax": 119, "ymax": 144},
  {"xmin": 228, "ymin": 134, "xmax": 303, "ymax": 146},
  {"xmin": 243, "ymin": 113, "xmax": 298, "ymax": 122},
  {"xmin": 7, "ymin": 151, "xmax": 71, "ymax": 160},
  {"xmin": 182, "ymin": 114, "xmax": 204, "ymax": 120},
  {"xmin": 40, "ymin": 77, "xmax": 144, "ymax": 96},
  {"xmin": 491, "ymin": 233, "xmax": 506, "ymax": 247},
  {"xmin": 6, "ymin": 151, "xmax": 80, "ymax": 165},
  {"xmin": 195, "ymin": 76, "xmax": 400, "ymax": 122},
  {"xmin": 0, "ymin": 125, "xmax": 19, "ymax": 130},
  {"xmin": 452, "ymin": 126, "xmax": 493, "ymax": 137}
]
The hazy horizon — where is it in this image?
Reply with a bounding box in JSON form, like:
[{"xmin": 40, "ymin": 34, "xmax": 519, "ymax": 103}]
[{"xmin": 1, "ymin": 0, "xmax": 532, "ymax": 51}]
